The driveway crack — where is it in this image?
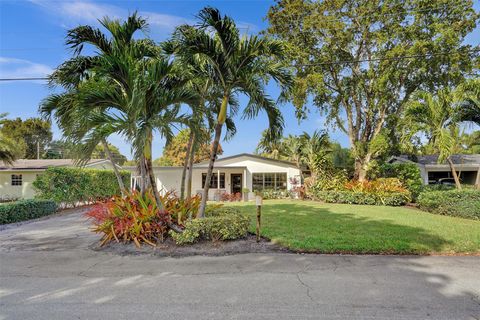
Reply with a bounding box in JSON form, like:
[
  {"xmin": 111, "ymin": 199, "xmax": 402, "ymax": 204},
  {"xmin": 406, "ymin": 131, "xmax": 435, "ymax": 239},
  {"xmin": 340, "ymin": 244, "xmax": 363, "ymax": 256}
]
[{"xmin": 296, "ymin": 273, "xmax": 316, "ymax": 304}]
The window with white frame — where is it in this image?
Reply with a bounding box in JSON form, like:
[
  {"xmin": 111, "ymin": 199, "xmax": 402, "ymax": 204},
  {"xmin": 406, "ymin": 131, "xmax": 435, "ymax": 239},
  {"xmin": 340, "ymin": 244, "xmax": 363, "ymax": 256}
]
[
  {"xmin": 11, "ymin": 174, "xmax": 22, "ymax": 186},
  {"xmin": 252, "ymin": 173, "xmax": 287, "ymax": 191}
]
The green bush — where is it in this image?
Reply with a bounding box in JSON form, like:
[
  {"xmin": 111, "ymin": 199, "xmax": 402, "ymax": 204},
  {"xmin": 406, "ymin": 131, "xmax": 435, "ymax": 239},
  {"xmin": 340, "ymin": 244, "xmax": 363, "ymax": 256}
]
[
  {"xmin": 314, "ymin": 190, "xmax": 410, "ymax": 206},
  {"xmin": 169, "ymin": 206, "xmax": 250, "ymax": 245},
  {"xmin": 0, "ymin": 199, "xmax": 57, "ymax": 224},
  {"xmin": 369, "ymin": 163, "xmax": 423, "ymax": 199},
  {"xmin": 417, "ymin": 189, "xmax": 480, "ymax": 220},
  {"xmin": 33, "ymin": 167, "xmax": 130, "ymax": 206}
]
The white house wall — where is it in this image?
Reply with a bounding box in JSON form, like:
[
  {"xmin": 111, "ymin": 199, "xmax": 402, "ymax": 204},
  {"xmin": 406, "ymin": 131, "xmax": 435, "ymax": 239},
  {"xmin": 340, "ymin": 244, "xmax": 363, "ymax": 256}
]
[
  {"xmin": 204, "ymin": 156, "xmax": 302, "ymax": 190},
  {"xmin": 0, "ymin": 170, "xmax": 43, "ymax": 200},
  {"xmin": 151, "ymin": 155, "xmax": 302, "ymax": 200}
]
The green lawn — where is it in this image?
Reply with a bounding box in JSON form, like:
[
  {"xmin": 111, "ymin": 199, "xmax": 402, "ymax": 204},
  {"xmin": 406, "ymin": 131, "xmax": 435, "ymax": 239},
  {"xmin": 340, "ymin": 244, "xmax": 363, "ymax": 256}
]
[{"xmin": 225, "ymin": 200, "xmax": 480, "ymax": 254}]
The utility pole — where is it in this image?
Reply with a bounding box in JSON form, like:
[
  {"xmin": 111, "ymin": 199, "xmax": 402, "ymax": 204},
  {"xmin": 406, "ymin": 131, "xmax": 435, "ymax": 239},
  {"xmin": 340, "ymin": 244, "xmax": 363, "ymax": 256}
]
[{"xmin": 37, "ymin": 140, "xmax": 40, "ymax": 160}]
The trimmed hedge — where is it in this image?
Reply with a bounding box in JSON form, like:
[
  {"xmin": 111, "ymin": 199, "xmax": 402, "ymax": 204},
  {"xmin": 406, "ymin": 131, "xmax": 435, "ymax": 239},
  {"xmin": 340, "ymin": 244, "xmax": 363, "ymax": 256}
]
[
  {"xmin": 314, "ymin": 190, "xmax": 410, "ymax": 206},
  {"xmin": 0, "ymin": 199, "xmax": 57, "ymax": 224},
  {"xmin": 417, "ymin": 190, "xmax": 480, "ymax": 220},
  {"xmin": 33, "ymin": 167, "xmax": 130, "ymax": 207},
  {"xmin": 169, "ymin": 206, "xmax": 250, "ymax": 245}
]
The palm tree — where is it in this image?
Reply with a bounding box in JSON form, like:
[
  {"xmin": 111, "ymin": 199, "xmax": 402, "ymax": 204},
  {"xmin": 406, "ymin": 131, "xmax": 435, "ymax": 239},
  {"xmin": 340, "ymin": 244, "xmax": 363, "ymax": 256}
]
[
  {"xmin": 455, "ymin": 79, "xmax": 480, "ymax": 126},
  {"xmin": 282, "ymin": 134, "xmax": 304, "ymax": 179},
  {"xmin": 40, "ymin": 92, "xmax": 128, "ymax": 194},
  {"xmin": 44, "ymin": 14, "xmax": 198, "ymax": 231},
  {"xmin": 455, "ymin": 79, "xmax": 480, "ymax": 188},
  {"xmin": 299, "ymin": 131, "xmax": 331, "ymax": 179},
  {"xmin": 167, "ymin": 7, "xmax": 293, "ymax": 217},
  {"xmin": 403, "ymin": 89, "xmax": 462, "ymax": 189},
  {"xmin": 255, "ymin": 129, "xmax": 283, "ymax": 159}
]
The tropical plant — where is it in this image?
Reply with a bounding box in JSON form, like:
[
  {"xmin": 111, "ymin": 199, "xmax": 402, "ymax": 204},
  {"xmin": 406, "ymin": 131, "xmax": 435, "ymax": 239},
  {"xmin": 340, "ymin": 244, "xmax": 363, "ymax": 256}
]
[
  {"xmin": 43, "ymin": 13, "xmax": 199, "ymax": 229},
  {"xmin": 455, "ymin": 78, "xmax": 480, "ymax": 127},
  {"xmin": 255, "ymin": 129, "xmax": 284, "ymax": 159},
  {"xmin": 299, "ymin": 130, "xmax": 332, "ymax": 179},
  {"xmin": 166, "ymin": 7, "xmax": 293, "ymax": 217},
  {"xmin": 402, "ymin": 89, "xmax": 462, "ymax": 189}
]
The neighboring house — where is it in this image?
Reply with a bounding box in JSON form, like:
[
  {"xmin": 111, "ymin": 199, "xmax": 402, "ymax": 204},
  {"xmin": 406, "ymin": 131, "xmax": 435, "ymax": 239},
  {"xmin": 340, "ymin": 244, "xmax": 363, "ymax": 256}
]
[
  {"xmin": 388, "ymin": 154, "xmax": 480, "ymax": 185},
  {"xmin": 0, "ymin": 159, "xmax": 115, "ymax": 200},
  {"xmin": 128, "ymin": 153, "xmax": 302, "ymax": 200}
]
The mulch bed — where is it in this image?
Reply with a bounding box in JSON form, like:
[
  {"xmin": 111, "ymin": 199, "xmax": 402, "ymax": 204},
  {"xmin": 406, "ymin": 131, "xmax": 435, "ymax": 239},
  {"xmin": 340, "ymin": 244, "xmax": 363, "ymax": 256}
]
[{"xmin": 91, "ymin": 234, "xmax": 291, "ymax": 257}]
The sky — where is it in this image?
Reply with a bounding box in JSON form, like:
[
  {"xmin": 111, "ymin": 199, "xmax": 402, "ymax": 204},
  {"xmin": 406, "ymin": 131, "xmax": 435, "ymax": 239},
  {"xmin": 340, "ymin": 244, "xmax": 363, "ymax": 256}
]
[{"xmin": 0, "ymin": 0, "xmax": 479, "ymax": 160}]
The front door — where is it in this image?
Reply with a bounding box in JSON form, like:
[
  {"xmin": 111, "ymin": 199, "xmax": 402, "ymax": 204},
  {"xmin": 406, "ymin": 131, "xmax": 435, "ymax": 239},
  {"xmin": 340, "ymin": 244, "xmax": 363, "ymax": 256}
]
[{"xmin": 231, "ymin": 174, "xmax": 242, "ymax": 194}]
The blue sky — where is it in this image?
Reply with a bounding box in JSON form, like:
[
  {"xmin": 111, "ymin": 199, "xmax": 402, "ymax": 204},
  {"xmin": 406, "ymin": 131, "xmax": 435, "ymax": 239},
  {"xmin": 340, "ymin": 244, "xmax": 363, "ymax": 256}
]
[{"xmin": 1, "ymin": 0, "xmax": 479, "ymax": 160}]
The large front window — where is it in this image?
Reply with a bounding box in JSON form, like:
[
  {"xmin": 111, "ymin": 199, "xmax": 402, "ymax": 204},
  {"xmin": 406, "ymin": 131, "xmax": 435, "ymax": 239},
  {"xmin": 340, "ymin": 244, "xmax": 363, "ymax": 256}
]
[
  {"xmin": 252, "ymin": 173, "xmax": 287, "ymax": 191},
  {"xmin": 202, "ymin": 173, "xmax": 225, "ymax": 189}
]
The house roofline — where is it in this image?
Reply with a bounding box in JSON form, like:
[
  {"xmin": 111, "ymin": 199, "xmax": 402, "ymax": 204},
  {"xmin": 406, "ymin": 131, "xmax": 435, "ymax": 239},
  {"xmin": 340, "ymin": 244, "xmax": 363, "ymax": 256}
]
[{"xmin": 196, "ymin": 153, "xmax": 297, "ymax": 167}]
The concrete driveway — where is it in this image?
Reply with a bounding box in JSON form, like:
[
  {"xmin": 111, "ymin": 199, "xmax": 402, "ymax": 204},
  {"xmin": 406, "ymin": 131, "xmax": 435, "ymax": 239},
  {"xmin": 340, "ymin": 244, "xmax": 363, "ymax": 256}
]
[{"xmin": 0, "ymin": 208, "xmax": 479, "ymax": 320}]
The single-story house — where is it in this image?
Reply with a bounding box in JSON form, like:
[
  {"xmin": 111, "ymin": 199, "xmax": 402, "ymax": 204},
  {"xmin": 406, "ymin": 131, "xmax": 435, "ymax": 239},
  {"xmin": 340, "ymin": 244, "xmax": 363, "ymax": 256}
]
[
  {"xmin": 388, "ymin": 154, "xmax": 480, "ymax": 185},
  {"xmin": 0, "ymin": 159, "xmax": 115, "ymax": 200},
  {"xmin": 129, "ymin": 153, "xmax": 303, "ymax": 200}
]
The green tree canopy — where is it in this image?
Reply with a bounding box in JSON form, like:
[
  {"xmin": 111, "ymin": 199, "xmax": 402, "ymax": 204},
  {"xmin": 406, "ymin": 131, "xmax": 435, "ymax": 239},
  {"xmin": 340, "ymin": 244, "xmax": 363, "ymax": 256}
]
[
  {"xmin": 154, "ymin": 129, "xmax": 223, "ymax": 166},
  {"xmin": 0, "ymin": 117, "xmax": 52, "ymax": 159},
  {"xmin": 266, "ymin": 0, "xmax": 479, "ymax": 180}
]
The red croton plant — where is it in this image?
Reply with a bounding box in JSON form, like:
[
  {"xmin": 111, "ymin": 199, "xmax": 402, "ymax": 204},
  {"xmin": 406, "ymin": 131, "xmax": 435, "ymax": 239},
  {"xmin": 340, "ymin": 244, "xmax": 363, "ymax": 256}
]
[{"xmin": 85, "ymin": 190, "xmax": 200, "ymax": 248}]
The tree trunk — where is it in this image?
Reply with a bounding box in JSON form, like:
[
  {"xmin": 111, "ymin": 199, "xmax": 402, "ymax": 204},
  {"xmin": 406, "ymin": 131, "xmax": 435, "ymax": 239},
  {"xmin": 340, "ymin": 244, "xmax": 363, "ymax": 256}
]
[
  {"xmin": 185, "ymin": 133, "xmax": 196, "ymax": 199},
  {"xmin": 180, "ymin": 131, "xmax": 194, "ymax": 200},
  {"xmin": 101, "ymin": 138, "xmax": 126, "ymax": 195},
  {"xmin": 197, "ymin": 123, "xmax": 223, "ymax": 218},
  {"xmin": 139, "ymin": 154, "xmax": 147, "ymax": 196},
  {"xmin": 447, "ymin": 157, "xmax": 462, "ymax": 190},
  {"xmin": 144, "ymin": 130, "xmax": 182, "ymax": 233},
  {"xmin": 354, "ymin": 159, "xmax": 367, "ymax": 181}
]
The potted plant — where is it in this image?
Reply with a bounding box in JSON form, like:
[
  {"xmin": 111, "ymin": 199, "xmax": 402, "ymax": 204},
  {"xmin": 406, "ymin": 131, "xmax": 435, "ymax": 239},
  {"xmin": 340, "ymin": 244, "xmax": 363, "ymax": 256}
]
[{"xmin": 242, "ymin": 187, "xmax": 250, "ymax": 202}]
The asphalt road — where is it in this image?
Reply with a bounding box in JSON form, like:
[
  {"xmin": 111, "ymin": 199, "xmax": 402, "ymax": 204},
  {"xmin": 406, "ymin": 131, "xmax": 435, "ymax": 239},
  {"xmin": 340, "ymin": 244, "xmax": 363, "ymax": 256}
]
[{"xmin": 0, "ymin": 208, "xmax": 479, "ymax": 320}]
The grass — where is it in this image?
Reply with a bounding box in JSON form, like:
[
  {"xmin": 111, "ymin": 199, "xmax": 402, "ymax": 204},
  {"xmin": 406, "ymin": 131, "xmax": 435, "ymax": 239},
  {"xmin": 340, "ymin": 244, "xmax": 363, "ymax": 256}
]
[{"xmin": 225, "ymin": 200, "xmax": 480, "ymax": 255}]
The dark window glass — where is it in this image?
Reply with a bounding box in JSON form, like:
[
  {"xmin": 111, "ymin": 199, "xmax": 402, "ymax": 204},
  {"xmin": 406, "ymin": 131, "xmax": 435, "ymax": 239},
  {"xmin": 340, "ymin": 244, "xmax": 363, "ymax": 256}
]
[
  {"xmin": 252, "ymin": 173, "xmax": 263, "ymax": 191},
  {"xmin": 264, "ymin": 173, "xmax": 275, "ymax": 189},
  {"xmin": 11, "ymin": 174, "xmax": 22, "ymax": 186},
  {"xmin": 202, "ymin": 173, "xmax": 225, "ymax": 188},
  {"xmin": 276, "ymin": 173, "xmax": 287, "ymax": 190}
]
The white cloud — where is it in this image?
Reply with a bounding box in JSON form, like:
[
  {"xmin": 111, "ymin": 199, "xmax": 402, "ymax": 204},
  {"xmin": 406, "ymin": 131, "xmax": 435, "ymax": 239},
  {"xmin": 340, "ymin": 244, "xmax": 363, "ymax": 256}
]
[
  {"xmin": 237, "ymin": 21, "xmax": 260, "ymax": 34},
  {"xmin": 0, "ymin": 57, "xmax": 52, "ymax": 81},
  {"xmin": 140, "ymin": 11, "xmax": 193, "ymax": 29},
  {"xmin": 29, "ymin": 0, "xmax": 190, "ymax": 33}
]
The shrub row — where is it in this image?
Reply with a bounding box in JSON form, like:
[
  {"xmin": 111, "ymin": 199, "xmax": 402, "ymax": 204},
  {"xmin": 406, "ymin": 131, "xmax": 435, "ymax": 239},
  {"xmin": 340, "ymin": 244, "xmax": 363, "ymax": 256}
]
[
  {"xmin": 169, "ymin": 206, "xmax": 250, "ymax": 245},
  {"xmin": 417, "ymin": 189, "xmax": 480, "ymax": 220},
  {"xmin": 33, "ymin": 167, "xmax": 130, "ymax": 207},
  {"xmin": 368, "ymin": 163, "xmax": 423, "ymax": 199},
  {"xmin": 313, "ymin": 190, "xmax": 411, "ymax": 206},
  {"xmin": 0, "ymin": 199, "xmax": 57, "ymax": 224}
]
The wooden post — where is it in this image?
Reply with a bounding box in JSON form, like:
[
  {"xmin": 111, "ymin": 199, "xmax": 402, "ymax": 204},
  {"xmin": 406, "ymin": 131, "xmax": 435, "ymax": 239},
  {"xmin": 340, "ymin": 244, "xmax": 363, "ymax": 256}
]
[{"xmin": 255, "ymin": 195, "xmax": 263, "ymax": 242}]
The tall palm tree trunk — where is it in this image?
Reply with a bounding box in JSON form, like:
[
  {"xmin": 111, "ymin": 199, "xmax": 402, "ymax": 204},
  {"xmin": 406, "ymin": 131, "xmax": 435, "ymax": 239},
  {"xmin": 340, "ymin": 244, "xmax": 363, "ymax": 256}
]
[
  {"xmin": 101, "ymin": 138, "xmax": 126, "ymax": 195},
  {"xmin": 185, "ymin": 133, "xmax": 196, "ymax": 199},
  {"xmin": 139, "ymin": 154, "xmax": 147, "ymax": 196},
  {"xmin": 144, "ymin": 130, "xmax": 182, "ymax": 233},
  {"xmin": 180, "ymin": 131, "xmax": 194, "ymax": 200},
  {"xmin": 197, "ymin": 123, "xmax": 222, "ymax": 218},
  {"xmin": 447, "ymin": 157, "xmax": 462, "ymax": 190}
]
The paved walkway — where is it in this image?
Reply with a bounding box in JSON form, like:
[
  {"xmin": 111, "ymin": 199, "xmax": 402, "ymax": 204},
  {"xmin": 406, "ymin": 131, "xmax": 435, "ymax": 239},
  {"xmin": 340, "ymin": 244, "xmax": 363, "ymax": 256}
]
[{"xmin": 0, "ymin": 208, "xmax": 479, "ymax": 319}]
